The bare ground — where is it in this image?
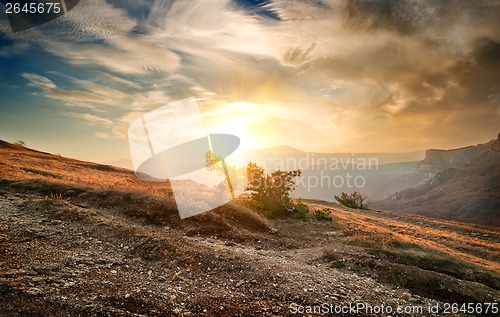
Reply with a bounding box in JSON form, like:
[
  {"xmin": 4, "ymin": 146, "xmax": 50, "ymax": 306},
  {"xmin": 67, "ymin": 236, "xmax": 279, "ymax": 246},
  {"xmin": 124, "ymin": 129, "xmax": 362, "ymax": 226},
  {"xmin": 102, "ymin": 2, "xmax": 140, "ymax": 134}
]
[{"xmin": 1, "ymin": 182, "xmax": 499, "ymax": 316}]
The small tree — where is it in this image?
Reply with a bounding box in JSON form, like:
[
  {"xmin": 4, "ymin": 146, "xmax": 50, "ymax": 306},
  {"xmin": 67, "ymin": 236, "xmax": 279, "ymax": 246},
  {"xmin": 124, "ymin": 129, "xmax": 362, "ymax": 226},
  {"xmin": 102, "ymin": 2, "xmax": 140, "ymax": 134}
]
[
  {"xmin": 314, "ymin": 208, "xmax": 332, "ymax": 221},
  {"xmin": 14, "ymin": 140, "xmax": 26, "ymax": 147},
  {"xmin": 205, "ymin": 150, "xmax": 247, "ymax": 198},
  {"xmin": 334, "ymin": 190, "xmax": 368, "ymax": 209},
  {"xmin": 245, "ymin": 162, "xmax": 302, "ymax": 218}
]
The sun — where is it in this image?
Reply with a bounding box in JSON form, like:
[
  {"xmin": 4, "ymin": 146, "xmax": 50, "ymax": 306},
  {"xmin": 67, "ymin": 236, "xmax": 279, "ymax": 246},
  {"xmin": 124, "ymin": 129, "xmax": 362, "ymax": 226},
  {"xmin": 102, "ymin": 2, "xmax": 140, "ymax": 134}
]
[
  {"xmin": 231, "ymin": 102, "xmax": 252, "ymax": 111},
  {"xmin": 216, "ymin": 118, "xmax": 257, "ymax": 150},
  {"xmin": 202, "ymin": 101, "xmax": 262, "ymax": 150}
]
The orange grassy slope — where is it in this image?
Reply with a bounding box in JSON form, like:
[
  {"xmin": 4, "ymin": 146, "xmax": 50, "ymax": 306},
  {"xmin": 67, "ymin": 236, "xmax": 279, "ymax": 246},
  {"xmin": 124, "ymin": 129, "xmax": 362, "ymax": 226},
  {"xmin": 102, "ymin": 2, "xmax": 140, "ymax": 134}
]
[
  {"xmin": 0, "ymin": 140, "xmax": 172, "ymax": 197},
  {"xmin": 306, "ymin": 199, "xmax": 500, "ymax": 272}
]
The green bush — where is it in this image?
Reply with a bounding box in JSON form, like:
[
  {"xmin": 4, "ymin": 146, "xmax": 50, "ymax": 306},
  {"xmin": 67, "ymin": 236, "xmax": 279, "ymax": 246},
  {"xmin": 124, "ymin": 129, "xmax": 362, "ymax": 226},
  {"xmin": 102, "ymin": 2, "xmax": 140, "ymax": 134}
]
[
  {"xmin": 246, "ymin": 162, "xmax": 303, "ymax": 218},
  {"xmin": 334, "ymin": 190, "xmax": 368, "ymax": 209},
  {"xmin": 294, "ymin": 198, "xmax": 309, "ymax": 221},
  {"xmin": 314, "ymin": 208, "xmax": 332, "ymax": 221},
  {"xmin": 14, "ymin": 140, "xmax": 26, "ymax": 147}
]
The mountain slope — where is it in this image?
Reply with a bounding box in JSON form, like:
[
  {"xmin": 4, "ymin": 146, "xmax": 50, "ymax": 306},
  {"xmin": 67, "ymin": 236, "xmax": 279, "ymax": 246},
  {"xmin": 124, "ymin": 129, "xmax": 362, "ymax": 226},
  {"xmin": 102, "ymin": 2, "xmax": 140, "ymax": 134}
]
[
  {"xmin": 368, "ymin": 139, "xmax": 495, "ymax": 200},
  {"xmin": 1, "ymin": 140, "xmax": 499, "ymax": 315},
  {"xmin": 372, "ymin": 133, "xmax": 500, "ymax": 226}
]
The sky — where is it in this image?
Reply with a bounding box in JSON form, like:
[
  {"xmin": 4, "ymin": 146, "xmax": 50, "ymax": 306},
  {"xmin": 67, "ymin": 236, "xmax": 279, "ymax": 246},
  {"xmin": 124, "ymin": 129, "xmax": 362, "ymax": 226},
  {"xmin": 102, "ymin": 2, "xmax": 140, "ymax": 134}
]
[{"xmin": 0, "ymin": 0, "xmax": 499, "ymax": 163}]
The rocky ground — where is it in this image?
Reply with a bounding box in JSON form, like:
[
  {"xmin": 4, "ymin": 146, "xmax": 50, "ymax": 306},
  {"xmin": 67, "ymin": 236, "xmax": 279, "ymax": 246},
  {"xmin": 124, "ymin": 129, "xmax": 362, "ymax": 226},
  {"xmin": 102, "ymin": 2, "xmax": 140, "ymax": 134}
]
[
  {"xmin": 0, "ymin": 185, "xmax": 471, "ymax": 317},
  {"xmin": 1, "ymin": 140, "xmax": 499, "ymax": 316}
]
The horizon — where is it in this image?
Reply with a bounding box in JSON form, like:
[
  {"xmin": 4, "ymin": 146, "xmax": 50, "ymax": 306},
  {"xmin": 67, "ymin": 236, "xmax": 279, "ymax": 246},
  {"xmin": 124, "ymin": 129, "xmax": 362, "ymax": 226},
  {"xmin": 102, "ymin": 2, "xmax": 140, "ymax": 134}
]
[{"xmin": 4, "ymin": 133, "xmax": 500, "ymax": 169}]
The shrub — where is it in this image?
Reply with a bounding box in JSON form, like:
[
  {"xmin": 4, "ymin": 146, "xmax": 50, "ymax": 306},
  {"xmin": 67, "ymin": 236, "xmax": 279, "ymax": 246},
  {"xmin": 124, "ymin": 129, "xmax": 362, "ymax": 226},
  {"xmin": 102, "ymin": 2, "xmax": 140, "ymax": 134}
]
[
  {"xmin": 14, "ymin": 140, "xmax": 26, "ymax": 147},
  {"xmin": 314, "ymin": 208, "xmax": 332, "ymax": 221},
  {"xmin": 245, "ymin": 162, "xmax": 302, "ymax": 218},
  {"xmin": 334, "ymin": 190, "xmax": 368, "ymax": 209},
  {"xmin": 294, "ymin": 198, "xmax": 309, "ymax": 221}
]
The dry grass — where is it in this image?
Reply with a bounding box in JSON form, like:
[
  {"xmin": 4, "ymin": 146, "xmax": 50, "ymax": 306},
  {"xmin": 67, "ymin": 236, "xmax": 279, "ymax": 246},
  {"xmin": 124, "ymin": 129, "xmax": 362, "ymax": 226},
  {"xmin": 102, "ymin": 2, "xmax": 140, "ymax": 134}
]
[
  {"xmin": 0, "ymin": 140, "xmax": 172, "ymax": 196},
  {"xmin": 0, "ymin": 140, "xmax": 271, "ymax": 237},
  {"xmin": 305, "ymin": 199, "xmax": 500, "ymax": 273},
  {"xmin": 1, "ymin": 140, "xmax": 498, "ymax": 273}
]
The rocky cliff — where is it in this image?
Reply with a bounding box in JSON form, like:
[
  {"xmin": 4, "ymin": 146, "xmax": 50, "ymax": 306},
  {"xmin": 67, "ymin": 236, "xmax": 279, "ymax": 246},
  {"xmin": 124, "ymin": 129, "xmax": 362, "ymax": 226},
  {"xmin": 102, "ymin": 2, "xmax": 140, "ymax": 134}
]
[
  {"xmin": 419, "ymin": 140, "xmax": 494, "ymax": 173},
  {"xmin": 372, "ymin": 132, "xmax": 500, "ymax": 226},
  {"xmin": 377, "ymin": 139, "xmax": 495, "ymax": 196}
]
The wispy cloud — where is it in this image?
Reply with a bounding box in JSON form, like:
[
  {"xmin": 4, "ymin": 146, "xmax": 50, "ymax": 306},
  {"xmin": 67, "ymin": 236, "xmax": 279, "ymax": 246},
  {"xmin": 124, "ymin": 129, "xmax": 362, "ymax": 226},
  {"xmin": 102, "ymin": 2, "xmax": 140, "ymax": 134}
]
[
  {"xmin": 61, "ymin": 111, "xmax": 112, "ymax": 125},
  {"xmin": 5, "ymin": 0, "xmax": 180, "ymax": 75},
  {"xmin": 22, "ymin": 72, "xmax": 111, "ymax": 104}
]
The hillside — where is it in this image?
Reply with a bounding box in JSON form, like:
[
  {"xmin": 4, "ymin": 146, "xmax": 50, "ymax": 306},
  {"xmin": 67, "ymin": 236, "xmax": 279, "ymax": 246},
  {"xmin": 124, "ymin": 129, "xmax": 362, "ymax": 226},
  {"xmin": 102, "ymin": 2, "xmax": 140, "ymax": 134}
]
[
  {"xmin": 372, "ymin": 134, "xmax": 500, "ymax": 227},
  {"xmin": 1, "ymin": 140, "xmax": 499, "ymax": 316},
  {"xmin": 367, "ymin": 139, "xmax": 495, "ymax": 201}
]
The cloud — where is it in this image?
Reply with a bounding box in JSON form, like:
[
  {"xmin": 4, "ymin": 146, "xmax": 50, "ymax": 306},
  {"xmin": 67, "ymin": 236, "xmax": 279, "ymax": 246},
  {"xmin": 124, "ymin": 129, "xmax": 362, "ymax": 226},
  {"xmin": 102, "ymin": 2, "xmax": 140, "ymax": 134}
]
[
  {"xmin": 282, "ymin": 43, "xmax": 316, "ymax": 66},
  {"xmin": 93, "ymin": 111, "xmax": 147, "ymax": 139},
  {"xmin": 22, "ymin": 73, "xmax": 56, "ymax": 89},
  {"xmin": 95, "ymin": 73, "xmax": 142, "ymax": 90},
  {"xmin": 22, "ymin": 72, "xmax": 111, "ymax": 104},
  {"xmin": 44, "ymin": 37, "xmax": 179, "ymax": 74},
  {"xmin": 61, "ymin": 112, "xmax": 112, "ymax": 125},
  {"xmin": 94, "ymin": 125, "xmax": 128, "ymax": 139},
  {"xmin": 242, "ymin": 0, "xmax": 500, "ymax": 150},
  {"xmin": 3, "ymin": 0, "xmax": 180, "ymax": 74}
]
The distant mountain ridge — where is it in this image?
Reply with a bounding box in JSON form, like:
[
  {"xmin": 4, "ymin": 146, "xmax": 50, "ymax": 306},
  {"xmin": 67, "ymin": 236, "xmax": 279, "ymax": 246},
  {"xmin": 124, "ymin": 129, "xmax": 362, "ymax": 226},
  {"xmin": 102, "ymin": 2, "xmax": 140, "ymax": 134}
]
[
  {"xmin": 417, "ymin": 140, "xmax": 494, "ymax": 176},
  {"xmin": 367, "ymin": 139, "xmax": 495, "ymax": 200},
  {"xmin": 372, "ymin": 133, "xmax": 500, "ymax": 226},
  {"xmin": 102, "ymin": 146, "xmax": 425, "ymax": 170}
]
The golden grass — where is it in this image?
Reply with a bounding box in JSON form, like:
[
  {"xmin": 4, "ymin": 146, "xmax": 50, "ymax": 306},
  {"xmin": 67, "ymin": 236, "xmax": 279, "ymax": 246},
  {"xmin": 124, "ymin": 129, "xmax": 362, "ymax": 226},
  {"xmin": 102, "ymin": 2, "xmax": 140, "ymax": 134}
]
[
  {"xmin": 0, "ymin": 142, "xmax": 173, "ymax": 197},
  {"xmin": 2, "ymin": 141, "xmax": 498, "ymax": 273},
  {"xmin": 307, "ymin": 202, "xmax": 500, "ymax": 272}
]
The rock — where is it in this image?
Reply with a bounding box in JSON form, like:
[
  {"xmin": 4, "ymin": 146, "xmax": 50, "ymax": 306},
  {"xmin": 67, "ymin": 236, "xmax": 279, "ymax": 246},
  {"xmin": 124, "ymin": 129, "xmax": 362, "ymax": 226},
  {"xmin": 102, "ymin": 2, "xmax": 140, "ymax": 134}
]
[
  {"xmin": 172, "ymin": 272, "xmax": 181, "ymax": 281},
  {"xmin": 235, "ymin": 281, "xmax": 245, "ymax": 287},
  {"xmin": 269, "ymin": 228, "xmax": 278, "ymax": 234},
  {"xmin": 401, "ymin": 292, "xmax": 412, "ymax": 300},
  {"xmin": 26, "ymin": 287, "xmax": 43, "ymax": 296},
  {"xmin": 325, "ymin": 231, "xmax": 343, "ymax": 237}
]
